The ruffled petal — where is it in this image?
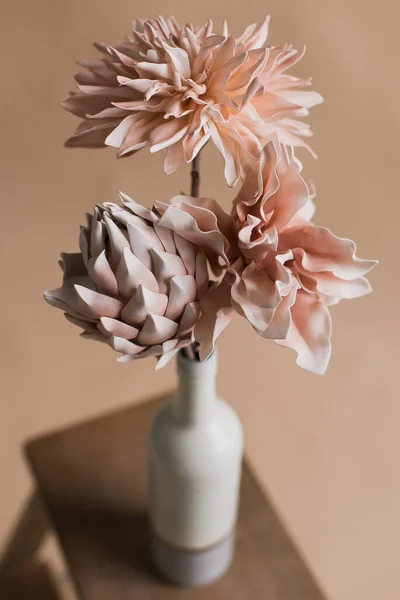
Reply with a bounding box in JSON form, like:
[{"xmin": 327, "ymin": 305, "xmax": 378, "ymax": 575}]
[{"xmin": 276, "ymin": 291, "xmax": 332, "ymax": 375}]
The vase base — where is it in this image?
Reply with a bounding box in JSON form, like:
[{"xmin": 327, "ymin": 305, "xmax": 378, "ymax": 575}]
[{"xmin": 151, "ymin": 532, "xmax": 235, "ymax": 588}]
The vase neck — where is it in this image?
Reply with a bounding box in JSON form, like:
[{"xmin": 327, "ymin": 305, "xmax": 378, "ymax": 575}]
[{"xmin": 173, "ymin": 351, "xmax": 218, "ymax": 426}]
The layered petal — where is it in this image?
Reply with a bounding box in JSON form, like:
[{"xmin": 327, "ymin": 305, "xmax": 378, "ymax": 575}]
[
  {"xmin": 62, "ymin": 16, "xmax": 322, "ymax": 185},
  {"xmin": 44, "ymin": 192, "xmax": 215, "ymax": 367}
]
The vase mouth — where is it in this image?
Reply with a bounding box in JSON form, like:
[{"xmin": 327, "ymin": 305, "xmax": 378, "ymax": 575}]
[{"xmin": 177, "ymin": 348, "xmax": 218, "ymax": 377}]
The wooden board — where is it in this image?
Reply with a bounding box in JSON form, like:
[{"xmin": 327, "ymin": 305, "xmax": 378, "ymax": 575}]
[
  {"xmin": 25, "ymin": 396, "xmax": 325, "ymax": 600},
  {"xmin": 0, "ymin": 562, "xmax": 60, "ymax": 600}
]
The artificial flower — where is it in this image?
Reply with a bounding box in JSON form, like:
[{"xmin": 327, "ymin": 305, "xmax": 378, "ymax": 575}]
[{"xmin": 62, "ymin": 15, "xmax": 322, "ymax": 186}]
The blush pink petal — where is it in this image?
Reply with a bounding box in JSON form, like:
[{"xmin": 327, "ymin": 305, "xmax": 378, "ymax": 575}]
[
  {"xmin": 276, "ymin": 291, "xmax": 332, "ymax": 375},
  {"xmin": 195, "ymin": 279, "xmax": 235, "ymax": 360},
  {"xmin": 62, "ymin": 16, "xmax": 322, "ymax": 185}
]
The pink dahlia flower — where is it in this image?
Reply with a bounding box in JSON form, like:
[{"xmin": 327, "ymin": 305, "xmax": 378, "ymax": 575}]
[
  {"xmin": 158, "ymin": 143, "xmax": 377, "ymax": 374},
  {"xmin": 44, "ymin": 193, "xmax": 231, "ymax": 368},
  {"xmin": 62, "ymin": 15, "xmax": 322, "ymax": 186}
]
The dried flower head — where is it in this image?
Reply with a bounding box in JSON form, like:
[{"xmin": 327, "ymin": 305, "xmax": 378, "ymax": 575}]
[{"xmin": 62, "ymin": 15, "xmax": 322, "ymax": 186}]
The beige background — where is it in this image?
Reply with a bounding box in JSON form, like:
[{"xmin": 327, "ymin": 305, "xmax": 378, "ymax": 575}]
[{"xmin": 0, "ymin": 1, "xmax": 398, "ymax": 599}]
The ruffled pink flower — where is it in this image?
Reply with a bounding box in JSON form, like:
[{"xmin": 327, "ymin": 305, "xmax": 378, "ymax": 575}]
[
  {"xmin": 62, "ymin": 15, "xmax": 322, "ymax": 186},
  {"xmin": 160, "ymin": 143, "xmax": 377, "ymax": 374},
  {"xmin": 44, "ymin": 193, "xmax": 232, "ymax": 368},
  {"xmin": 231, "ymin": 142, "xmax": 377, "ymax": 373}
]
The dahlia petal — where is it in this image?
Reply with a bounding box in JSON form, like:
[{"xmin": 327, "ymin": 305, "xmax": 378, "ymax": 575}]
[
  {"xmin": 240, "ymin": 15, "xmax": 270, "ymax": 50},
  {"xmin": 208, "ymin": 121, "xmax": 240, "ymax": 187},
  {"xmin": 149, "ymin": 121, "xmax": 189, "ymax": 153},
  {"xmin": 165, "ymin": 275, "xmax": 197, "ymax": 320},
  {"xmin": 115, "ymin": 246, "xmax": 159, "ymax": 298},
  {"xmin": 97, "ymin": 317, "xmax": 139, "ymax": 339},
  {"xmin": 121, "ymin": 285, "xmax": 168, "ymax": 326},
  {"xmin": 74, "ymin": 285, "xmax": 123, "ymax": 319},
  {"xmin": 279, "ymin": 89, "xmax": 324, "ymax": 109},
  {"xmin": 182, "ymin": 129, "xmax": 210, "ymax": 162},
  {"xmin": 150, "ymin": 248, "xmax": 187, "ymax": 294},
  {"xmin": 276, "ymin": 291, "xmax": 332, "ymax": 375},
  {"xmin": 105, "ymin": 115, "xmax": 136, "ymax": 148},
  {"xmin": 161, "ymin": 42, "xmax": 191, "ymax": 78},
  {"xmin": 65, "ymin": 125, "xmax": 118, "ymax": 148},
  {"xmin": 135, "ymin": 62, "xmax": 172, "ymax": 79},
  {"xmin": 164, "ymin": 140, "xmax": 185, "ymax": 174},
  {"xmin": 137, "ymin": 314, "xmax": 178, "ymax": 345}
]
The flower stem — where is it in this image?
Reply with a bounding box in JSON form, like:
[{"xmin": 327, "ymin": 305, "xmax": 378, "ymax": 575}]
[
  {"xmin": 190, "ymin": 153, "xmax": 201, "ymax": 198},
  {"xmin": 183, "ymin": 153, "xmax": 202, "ymax": 361}
]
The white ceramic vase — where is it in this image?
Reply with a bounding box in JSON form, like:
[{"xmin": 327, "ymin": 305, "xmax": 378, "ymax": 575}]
[{"xmin": 148, "ymin": 350, "xmax": 244, "ymax": 587}]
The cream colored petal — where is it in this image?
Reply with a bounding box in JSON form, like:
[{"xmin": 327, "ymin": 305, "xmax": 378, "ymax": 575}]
[
  {"xmin": 137, "ymin": 314, "xmax": 178, "ymax": 345},
  {"xmin": 149, "ymin": 121, "xmax": 189, "ymax": 153},
  {"xmin": 103, "ymin": 212, "xmax": 130, "ymax": 270},
  {"xmin": 150, "ymin": 248, "xmax": 187, "ymax": 294},
  {"xmin": 89, "ymin": 209, "xmax": 106, "ymax": 258},
  {"xmin": 156, "ymin": 203, "xmax": 229, "ymax": 269},
  {"xmin": 74, "ymin": 285, "xmax": 123, "ymax": 319},
  {"xmin": 118, "ymin": 192, "xmax": 157, "ymax": 222},
  {"xmin": 87, "ymin": 251, "xmax": 119, "ymax": 296},
  {"xmin": 105, "ymin": 115, "xmax": 137, "ymax": 148},
  {"xmin": 108, "ymin": 336, "xmax": 145, "ymax": 356},
  {"xmin": 115, "ymin": 247, "xmax": 159, "ymax": 298},
  {"xmin": 164, "ymin": 140, "xmax": 185, "ymax": 174},
  {"xmin": 153, "ymin": 224, "xmax": 176, "ymax": 254},
  {"xmin": 121, "ymin": 285, "xmax": 168, "ymax": 326},
  {"xmin": 97, "ymin": 317, "xmax": 139, "ymax": 340},
  {"xmin": 127, "ymin": 222, "xmax": 163, "ymax": 270},
  {"xmin": 155, "ymin": 337, "xmax": 194, "ymax": 370},
  {"xmin": 79, "ymin": 228, "xmax": 90, "ymax": 265},
  {"xmin": 173, "ymin": 233, "xmax": 197, "ymax": 275},
  {"xmin": 44, "ymin": 277, "xmax": 96, "ymax": 322},
  {"xmin": 165, "ymin": 275, "xmax": 197, "ymax": 320},
  {"xmin": 177, "ymin": 302, "xmax": 200, "ymax": 337}
]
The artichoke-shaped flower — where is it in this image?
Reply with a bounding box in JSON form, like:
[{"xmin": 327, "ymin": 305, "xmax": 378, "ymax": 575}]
[
  {"xmin": 160, "ymin": 143, "xmax": 378, "ymax": 374},
  {"xmin": 44, "ymin": 193, "xmax": 214, "ymax": 368},
  {"xmin": 62, "ymin": 15, "xmax": 322, "ymax": 186}
]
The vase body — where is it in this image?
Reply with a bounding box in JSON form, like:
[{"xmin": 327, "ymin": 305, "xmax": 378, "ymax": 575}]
[{"xmin": 148, "ymin": 351, "xmax": 244, "ymax": 587}]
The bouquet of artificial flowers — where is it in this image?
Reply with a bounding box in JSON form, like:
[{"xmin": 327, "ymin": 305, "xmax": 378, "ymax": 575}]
[{"xmin": 45, "ymin": 15, "xmax": 376, "ymax": 374}]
